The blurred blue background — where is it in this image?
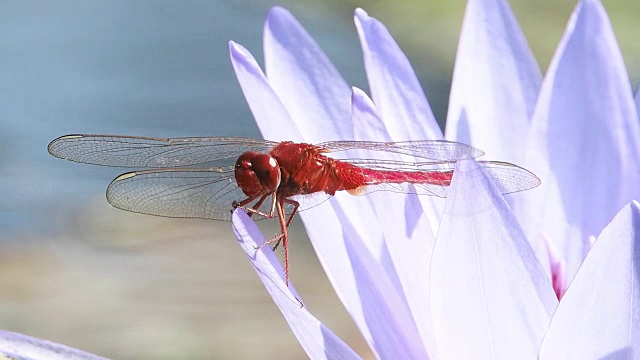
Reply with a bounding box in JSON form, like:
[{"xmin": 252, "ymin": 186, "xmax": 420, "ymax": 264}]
[{"xmin": 0, "ymin": 0, "xmax": 638, "ymax": 358}]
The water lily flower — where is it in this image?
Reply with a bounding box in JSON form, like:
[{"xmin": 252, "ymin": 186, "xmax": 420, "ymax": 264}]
[{"xmin": 229, "ymin": 0, "xmax": 640, "ymax": 358}]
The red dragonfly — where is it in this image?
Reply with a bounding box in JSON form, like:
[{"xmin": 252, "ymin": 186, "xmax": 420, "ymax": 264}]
[{"xmin": 48, "ymin": 135, "xmax": 540, "ymax": 283}]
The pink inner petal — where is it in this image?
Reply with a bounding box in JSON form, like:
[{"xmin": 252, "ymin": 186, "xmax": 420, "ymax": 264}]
[
  {"xmin": 541, "ymin": 234, "xmax": 568, "ymax": 300},
  {"xmin": 538, "ymin": 201, "xmax": 640, "ymax": 358}
]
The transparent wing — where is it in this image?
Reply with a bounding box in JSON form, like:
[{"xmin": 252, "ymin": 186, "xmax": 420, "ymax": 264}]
[
  {"xmin": 104, "ymin": 166, "xmax": 323, "ymax": 221},
  {"xmin": 48, "ymin": 134, "xmax": 278, "ymax": 168},
  {"xmin": 48, "ymin": 135, "xmax": 484, "ymax": 167},
  {"xmin": 478, "ymin": 161, "xmax": 541, "ymax": 195},
  {"xmin": 317, "ymin": 139, "xmax": 484, "ymax": 161},
  {"xmin": 106, "ymin": 166, "xmax": 244, "ymax": 221}
]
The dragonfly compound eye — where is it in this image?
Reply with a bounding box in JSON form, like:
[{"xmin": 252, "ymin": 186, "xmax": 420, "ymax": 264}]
[
  {"xmin": 235, "ymin": 151, "xmax": 264, "ymax": 197},
  {"xmin": 251, "ymin": 154, "xmax": 281, "ymax": 193}
]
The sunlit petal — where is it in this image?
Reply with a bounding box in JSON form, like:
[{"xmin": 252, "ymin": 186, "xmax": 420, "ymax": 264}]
[
  {"xmin": 0, "ymin": 331, "xmax": 106, "ymax": 360},
  {"xmin": 228, "ymin": 41, "xmax": 302, "ymax": 142},
  {"xmin": 518, "ymin": 0, "xmax": 640, "ymax": 281},
  {"xmin": 264, "ymin": 6, "xmax": 352, "ymax": 141},
  {"xmin": 538, "ymin": 201, "xmax": 640, "ymax": 359},
  {"xmin": 354, "ymin": 8, "xmax": 441, "ymax": 140},
  {"xmin": 442, "ymin": 0, "xmax": 547, "ymax": 266},
  {"xmin": 231, "ymin": 210, "xmax": 361, "ymax": 359},
  {"xmin": 430, "ymin": 160, "xmax": 557, "ymax": 359},
  {"xmin": 635, "ymin": 85, "xmax": 640, "ymax": 116},
  {"xmin": 445, "ymin": 0, "xmax": 541, "ymax": 164}
]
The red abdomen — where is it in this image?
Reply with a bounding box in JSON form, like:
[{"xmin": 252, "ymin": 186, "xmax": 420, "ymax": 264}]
[{"xmin": 333, "ymin": 162, "xmax": 453, "ymax": 192}]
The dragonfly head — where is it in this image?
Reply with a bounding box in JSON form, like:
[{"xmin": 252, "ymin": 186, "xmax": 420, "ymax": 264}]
[{"xmin": 235, "ymin": 151, "xmax": 281, "ymax": 197}]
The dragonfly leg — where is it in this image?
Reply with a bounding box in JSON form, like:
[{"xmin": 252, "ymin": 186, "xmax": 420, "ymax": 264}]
[
  {"xmin": 264, "ymin": 198, "xmax": 299, "ymax": 252},
  {"xmin": 256, "ymin": 232, "xmax": 283, "ymax": 251},
  {"xmin": 283, "ymin": 198, "xmax": 300, "ymax": 228},
  {"xmin": 245, "ymin": 194, "xmax": 268, "ymax": 219},
  {"xmin": 253, "ymin": 197, "xmax": 290, "ymax": 284},
  {"xmin": 275, "ymin": 197, "xmax": 290, "ymax": 285},
  {"xmin": 232, "ymin": 196, "xmax": 256, "ymax": 209},
  {"xmin": 233, "ymin": 193, "xmax": 276, "ymax": 219}
]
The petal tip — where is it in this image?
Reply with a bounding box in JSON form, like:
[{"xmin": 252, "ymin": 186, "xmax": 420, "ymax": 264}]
[
  {"xmin": 231, "ymin": 207, "xmax": 246, "ymax": 222},
  {"xmin": 354, "ymin": 8, "xmax": 369, "ymax": 20},
  {"xmin": 455, "ymin": 158, "xmax": 481, "ymax": 172},
  {"xmin": 228, "ymin": 42, "xmax": 261, "ymax": 73},
  {"xmin": 228, "ymin": 41, "xmax": 248, "ymax": 58},
  {"xmin": 351, "ymin": 86, "xmax": 367, "ymax": 99},
  {"xmin": 351, "ymin": 87, "xmax": 375, "ymax": 110},
  {"xmin": 267, "ymin": 5, "xmax": 288, "ymax": 17},
  {"xmin": 266, "ymin": 6, "xmax": 294, "ymax": 27}
]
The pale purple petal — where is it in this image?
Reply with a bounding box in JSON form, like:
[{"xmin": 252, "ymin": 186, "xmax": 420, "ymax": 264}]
[
  {"xmin": 351, "ymin": 87, "xmax": 389, "ymax": 141},
  {"xmin": 263, "ymin": 7, "xmax": 352, "ymax": 141},
  {"xmin": 636, "ymin": 85, "xmax": 640, "ymax": 117},
  {"xmin": 445, "ymin": 0, "xmax": 541, "ymax": 163},
  {"xmin": 351, "ymin": 87, "xmax": 439, "ymax": 353},
  {"xmin": 228, "ymin": 41, "xmax": 303, "ymax": 142},
  {"xmin": 0, "ymin": 331, "xmax": 106, "ymax": 360},
  {"xmin": 231, "ymin": 210, "xmax": 361, "ymax": 360},
  {"xmin": 430, "ymin": 160, "xmax": 557, "ymax": 359},
  {"xmin": 354, "ymin": 9, "xmax": 441, "ymax": 140},
  {"xmin": 518, "ymin": 0, "xmax": 640, "ymax": 281},
  {"xmin": 538, "ymin": 201, "xmax": 640, "ymax": 358}
]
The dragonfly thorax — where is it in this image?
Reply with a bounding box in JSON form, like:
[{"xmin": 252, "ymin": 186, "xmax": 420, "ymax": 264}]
[{"xmin": 234, "ymin": 151, "xmax": 281, "ymax": 197}]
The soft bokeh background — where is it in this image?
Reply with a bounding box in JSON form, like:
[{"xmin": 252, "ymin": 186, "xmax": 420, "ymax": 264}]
[{"xmin": 0, "ymin": 0, "xmax": 638, "ymax": 358}]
